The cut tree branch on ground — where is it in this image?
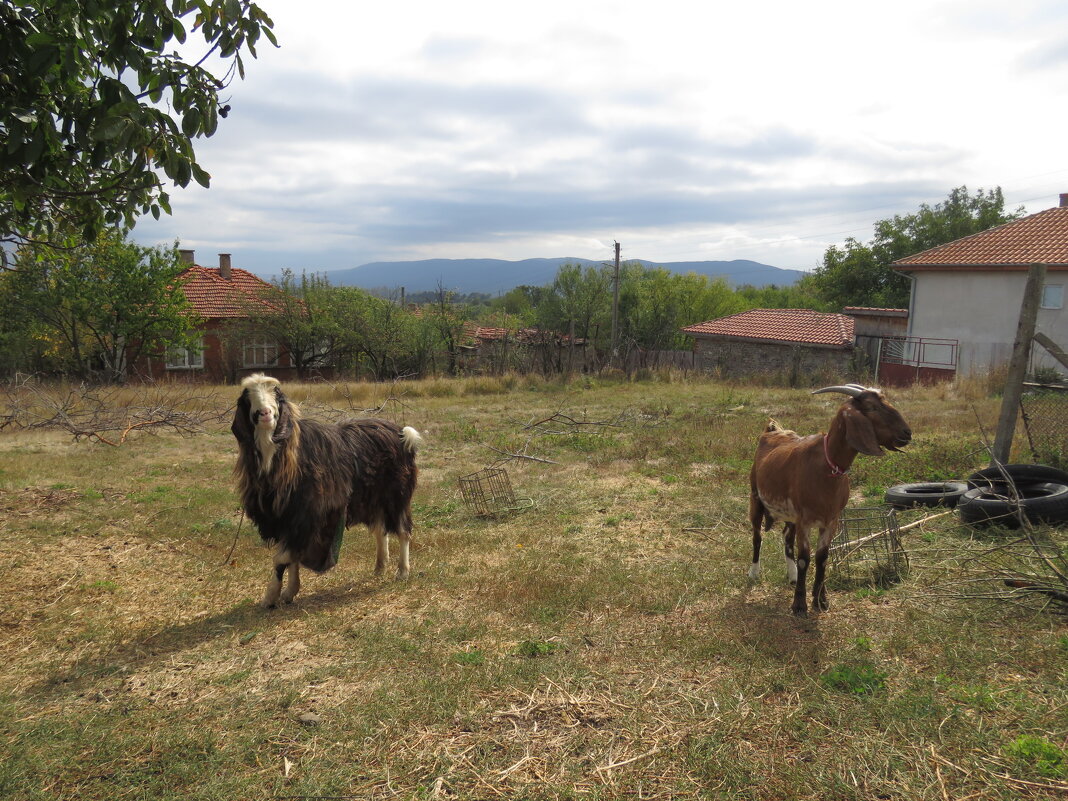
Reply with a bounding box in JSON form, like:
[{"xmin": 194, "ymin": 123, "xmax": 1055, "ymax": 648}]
[{"xmin": 0, "ymin": 375, "xmax": 228, "ymax": 445}]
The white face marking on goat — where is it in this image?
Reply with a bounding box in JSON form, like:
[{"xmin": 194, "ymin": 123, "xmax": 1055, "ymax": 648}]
[
  {"xmin": 242, "ymin": 375, "xmax": 281, "ymax": 474},
  {"xmin": 246, "ymin": 380, "xmax": 279, "ymax": 432}
]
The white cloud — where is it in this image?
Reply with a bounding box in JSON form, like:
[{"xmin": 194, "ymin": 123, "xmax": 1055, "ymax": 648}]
[{"xmin": 132, "ymin": 0, "xmax": 1068, "ymax": 276}]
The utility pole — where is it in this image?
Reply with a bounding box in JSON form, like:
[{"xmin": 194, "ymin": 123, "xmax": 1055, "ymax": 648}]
[
  {"xmin": 611, "ymin": 241, "xmax": 620, "ymax": 368},
  {"xmin": 991, "ymin": 262, "xmax": 1046, "ymax": 465}
]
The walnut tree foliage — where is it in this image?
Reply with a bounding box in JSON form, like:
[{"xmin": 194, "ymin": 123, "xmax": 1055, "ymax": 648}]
[
  {"xmin": 0, "ymin": 0, "xmax": 276, "ymax": 250},
  {"xmin": 810, "ymin": 186, "xmax": 1023, "ymax": 310}
]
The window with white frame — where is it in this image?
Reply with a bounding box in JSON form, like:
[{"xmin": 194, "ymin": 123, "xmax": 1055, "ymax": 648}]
[
  {"xmin": 243, "ymin": 339, "xmax": 279, "ymax": 367},
  {"xmin": 1041, "ymin": 284, "xmax": 1064, "ymax": 310},
  {"xmin": 165, "ymin": 339, "xmax": 204, "ymax": 370}
]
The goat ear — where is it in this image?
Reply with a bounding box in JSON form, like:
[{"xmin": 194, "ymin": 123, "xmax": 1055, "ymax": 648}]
[
  {"xmin": 271, "ymin": 388, "xmax": 297, "ymax": 443},
  {"xmin": 843, "ymin": 403, "xmax": 883, "ymax": 456},
  {"xmin": 231, "ymin": 393, "xmax": 254, "ymax": 444}
]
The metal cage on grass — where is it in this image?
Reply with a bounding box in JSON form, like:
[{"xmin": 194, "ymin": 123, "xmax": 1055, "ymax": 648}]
[
  {"xmin": 458, "ymin": 467, "xmax": 532, "ymax": 517},
  {"xmin": 828, "ymin": 507, "xmax": 909, "ymax": 589}
]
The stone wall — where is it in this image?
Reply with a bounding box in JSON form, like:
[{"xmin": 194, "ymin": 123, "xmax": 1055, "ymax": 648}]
[{"xmin": 693, "ymin": 338, "xmax": 854, "ymax": 381}]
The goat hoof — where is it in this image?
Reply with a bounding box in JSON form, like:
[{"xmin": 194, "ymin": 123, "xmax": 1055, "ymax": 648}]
[
  {"xmin": 791, "ymin": 605, "xmax": 808, "ymax": 618},
  {"xmin": 260, "ymin": 599, "xmax": 278, "ymax": 610},
  {"xmin": 279, "ymin": 593, "xmax": 297, "ymax": 605},
  {"xmin": 396, "ymin": 568, "xmax": 410, "ymax": 580}
]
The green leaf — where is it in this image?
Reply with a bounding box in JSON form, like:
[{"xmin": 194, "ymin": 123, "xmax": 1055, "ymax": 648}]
[
  {"xmin": 25, "ymin": 129, "xmax": 46, "ymax": 165},
  {"xmin": 181, "ymin": 107, "xmax": 202, "ymax": 137},
  {"xmin": 190, "ymin": 163, "xmax": 211, "ymax": 188},
  {"xmin": 202, "ymin": 102, "xmax": 218, "ymax": 136},
  {"xmin": 91, "ymin": 117, "xmax": 126, "ymax": 141},
  {"xmin": 25, "ymin": 32, "xmax": 56, "ymax": 48},
  {"xmin": 175, "ymin": 159, "xmax": 192, "ymax": 187}
]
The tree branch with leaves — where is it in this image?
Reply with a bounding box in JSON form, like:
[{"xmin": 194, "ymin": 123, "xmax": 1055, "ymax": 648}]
[
  {"xmin": 0, "ymin": 0, "xmax": 276, "ymax": 250},
  {"xmin": 810, "ymin": 186, "xmax": 1023, "ymax": 309}
]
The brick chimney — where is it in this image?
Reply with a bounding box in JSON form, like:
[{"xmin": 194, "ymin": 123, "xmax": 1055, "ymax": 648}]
[
  {"xmin": 218, "ymin": 253, "xmax": 232, "ymax": 279},
  {"xmin": 178, "ymin": 249, "xmax": 195, "ymax": 264},
  {"xmin": 1061, "ymin": 193, "xmax": 1068, "ymax": 208}
]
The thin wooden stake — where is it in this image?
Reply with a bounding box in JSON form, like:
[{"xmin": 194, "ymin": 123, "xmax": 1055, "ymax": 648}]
[{"xmin": 992, "ymin": 263, "xmax": 1046, "ymax": 464}]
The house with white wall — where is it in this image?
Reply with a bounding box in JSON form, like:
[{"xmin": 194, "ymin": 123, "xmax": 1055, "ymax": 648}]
[{"xmin": 893, "ymin": 194, "xmax": 1068, "ymax": 376}]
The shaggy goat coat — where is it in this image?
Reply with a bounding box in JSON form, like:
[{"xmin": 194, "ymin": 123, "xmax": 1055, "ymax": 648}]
[{"xmin": 232, "ymin": 375, "xmax": 420, "ymax": 576}]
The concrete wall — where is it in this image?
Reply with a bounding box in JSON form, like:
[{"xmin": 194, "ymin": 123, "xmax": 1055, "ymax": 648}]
[
  {"xmin": 909, "ymin": 270, "xmax": 1068, "ymax": 375},
  {"xmin": 693, "ymin": 337, "xmax": 854, "ymax": 380}
]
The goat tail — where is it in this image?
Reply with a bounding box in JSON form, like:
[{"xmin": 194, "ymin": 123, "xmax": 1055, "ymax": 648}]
[{"xmin": 401, "ymin": 426, "xmax": 423, "ymax": 453}]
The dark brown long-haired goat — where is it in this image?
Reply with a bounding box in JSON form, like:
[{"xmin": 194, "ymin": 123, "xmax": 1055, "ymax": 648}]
[
  {"xmin": 748, "ymin": 384, "xmax": 911, "ymax": 616},
  {"xmin": 232, "ymin": 374, "xmax": 422, "ymax": 608}
]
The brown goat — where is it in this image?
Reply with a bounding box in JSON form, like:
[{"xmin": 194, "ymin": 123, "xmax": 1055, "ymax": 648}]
[{"xmin": 748, "ymin": 384, "xmax": 911, "ymax": 616}]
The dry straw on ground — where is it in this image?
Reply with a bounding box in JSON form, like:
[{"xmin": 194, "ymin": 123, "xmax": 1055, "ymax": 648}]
[{"xmin": 1, "ymin": 373, "xmax": 1066, "ymax": 800}]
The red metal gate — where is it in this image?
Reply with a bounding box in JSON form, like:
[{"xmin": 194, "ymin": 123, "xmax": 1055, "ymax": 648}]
[{"xmin": 877, "ymin": 337, "xmax": 958, "ymax": 387}]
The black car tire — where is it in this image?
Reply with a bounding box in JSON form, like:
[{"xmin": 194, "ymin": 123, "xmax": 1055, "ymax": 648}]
[
  {"xmin": 884, "ymin": 481, "xmax": 969, "ymax": 509},
  {"xmin": 966, "ymin": 463, "xmax": 1068, "ymax": 490},
  {"xmin": 958, "ymin": 481, "xmax": 1068, "ymax": 527}
]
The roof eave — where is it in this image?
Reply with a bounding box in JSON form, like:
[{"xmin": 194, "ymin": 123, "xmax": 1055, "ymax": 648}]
[{"xmin": 893, "ymin": 262, "xmax": 1068, "ymax": 272}]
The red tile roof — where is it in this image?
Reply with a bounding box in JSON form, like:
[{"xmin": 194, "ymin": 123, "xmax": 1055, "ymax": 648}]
[
  {"xmin": 682, "ymin": 309, "xmax": 855, "ymax": 348},
  {"xmin": 893, "ymin": 205, "xmax": 1068, "ymax": 269},
  {"xmin": 474, "ymin": 326, "xmax": 510, "ymax": 341},
  {"xmin": 179, "ymin": 265, "xmax": 279, "ymax": 318},
  {"xmin": 468, "ymin": 325, "xmax": 586, "ymax": 346}
]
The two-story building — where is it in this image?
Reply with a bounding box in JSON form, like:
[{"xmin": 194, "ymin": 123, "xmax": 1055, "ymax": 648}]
[{"xmin": 893, "ymin": 194, "xmax": 1068, "ymax": 377}]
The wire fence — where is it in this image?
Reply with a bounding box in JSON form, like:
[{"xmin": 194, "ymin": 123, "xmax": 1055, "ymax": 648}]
[{"xmin": 1020, "ymin": 384, "xmax": 1068, "ymax": 468}]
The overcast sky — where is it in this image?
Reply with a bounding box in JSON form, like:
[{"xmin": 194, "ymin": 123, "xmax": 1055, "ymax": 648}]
[{"xmin": 131, "ymin": 0, "xmax": 1068, "ymax": 278}]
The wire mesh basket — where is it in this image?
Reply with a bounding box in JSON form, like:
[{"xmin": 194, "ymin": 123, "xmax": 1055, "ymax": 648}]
[
  {"xmin": 458, "ymin": 467, "xmax": 533, "ymax": 517},
  {"xmin": 828, "ymin": 506, "xmax": 909, "ymax": 589}
]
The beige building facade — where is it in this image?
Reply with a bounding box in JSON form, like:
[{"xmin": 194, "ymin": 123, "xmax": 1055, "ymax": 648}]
[{"xmin": 894, "ymin": 195, "xmax": 1068, "ymax": 377}]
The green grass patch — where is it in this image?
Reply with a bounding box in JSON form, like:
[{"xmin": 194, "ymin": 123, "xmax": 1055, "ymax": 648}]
[
  {"xmin": 1006, "ymin": 734, "xmax": 1067, "ymax": 779},
  {"xmin": 820, "ymin": 662, "xmax": 888, "ymax": 695}
]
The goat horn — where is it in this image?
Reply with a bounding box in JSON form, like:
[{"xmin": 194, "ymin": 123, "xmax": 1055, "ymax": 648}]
[{"xmin": 812, "ymin": 385, "xmax": 867, "ymax": 397}]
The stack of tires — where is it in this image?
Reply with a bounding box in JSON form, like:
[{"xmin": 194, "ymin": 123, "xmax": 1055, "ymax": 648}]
[
  {"xmin": 884, "ymin": 464, "xmax": 1068, "ymax": 527},
  {"xmin": 957, "ymin": 464, "xmax": 1068, "ymax": 527}
]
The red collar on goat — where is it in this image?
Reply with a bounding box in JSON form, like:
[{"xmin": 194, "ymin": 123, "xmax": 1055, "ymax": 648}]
[{"xmin": 822, "ymin": 434, "xmax": 848, "ymax": 476}]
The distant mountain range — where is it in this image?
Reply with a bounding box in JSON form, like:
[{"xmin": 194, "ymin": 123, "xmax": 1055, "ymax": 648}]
[{"xmin": 324, "ymin": 258, "xmax": 803, "ymax": 294}]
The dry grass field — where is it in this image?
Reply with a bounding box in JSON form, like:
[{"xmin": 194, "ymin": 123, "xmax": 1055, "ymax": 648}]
[{"xmin": 1, "ymin": 373, "xmax": 1066, "ymax": 800}]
